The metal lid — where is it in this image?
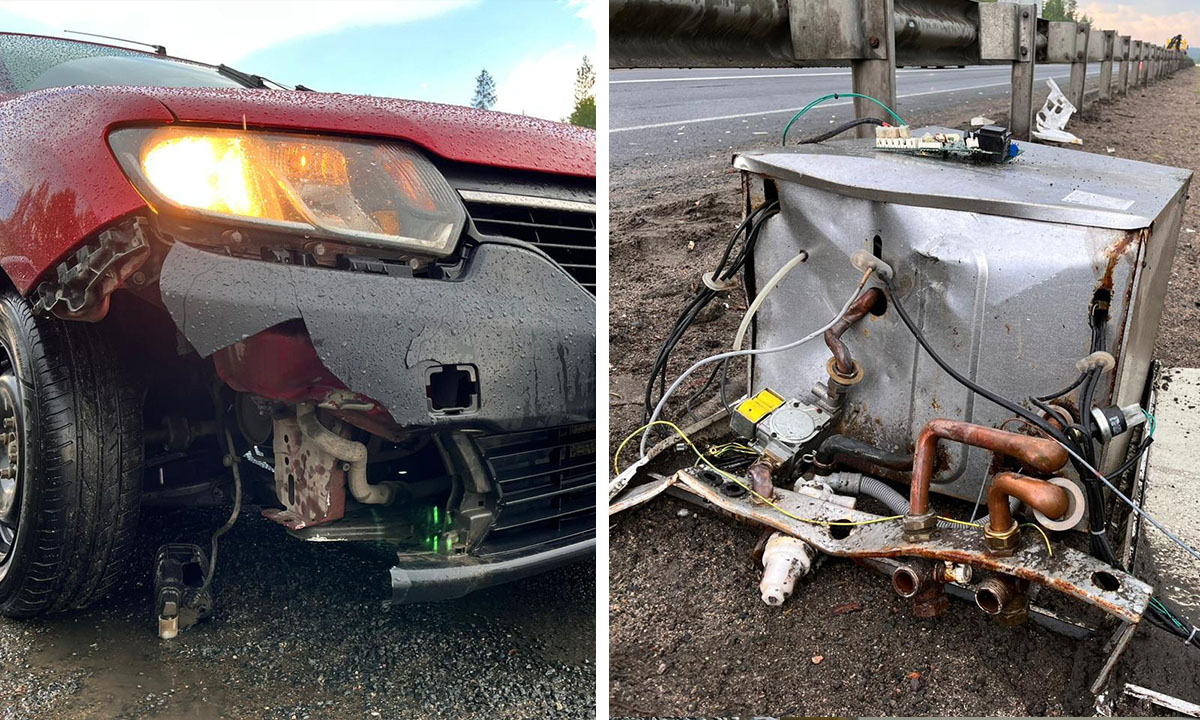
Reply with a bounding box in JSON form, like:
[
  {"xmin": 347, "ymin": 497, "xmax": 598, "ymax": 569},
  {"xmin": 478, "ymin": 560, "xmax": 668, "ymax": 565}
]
[{"xmin": 733, "ymin": 128, "xmax": 1193, "ymax": 230}]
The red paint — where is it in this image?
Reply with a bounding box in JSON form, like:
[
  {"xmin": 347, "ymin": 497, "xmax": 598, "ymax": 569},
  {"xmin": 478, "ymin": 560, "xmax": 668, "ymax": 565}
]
[
  {"xmin": 0, "ymin": 56, "xmax": 594, "ymax": 294},
  {"xmin": 213, "ymin": 323, "xmax": 349, "ymax": 405}
]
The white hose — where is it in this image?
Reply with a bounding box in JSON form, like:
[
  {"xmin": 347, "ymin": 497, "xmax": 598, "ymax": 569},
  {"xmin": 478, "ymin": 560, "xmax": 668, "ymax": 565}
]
[
  {"xmin": 296, "ymin": 403, "xmax": 394, "ymax": 505},
  {"xmin": 732, "ymin": 249, "xmax": 809, "ymax": 352},
  {"xmin": 640, "ymin": 269, "xmax": 872, "ymax": 456}
]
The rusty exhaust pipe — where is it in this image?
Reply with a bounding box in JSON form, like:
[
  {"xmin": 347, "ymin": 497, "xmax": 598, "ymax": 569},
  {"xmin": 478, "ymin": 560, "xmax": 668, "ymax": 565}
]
[
  {"xmin": 904, "ymin": 419, "xmax": 1069, "ymax": 541},
  {"xmin": 984, "ymin": 472, "xmax": 1071, "ymax": 555}
]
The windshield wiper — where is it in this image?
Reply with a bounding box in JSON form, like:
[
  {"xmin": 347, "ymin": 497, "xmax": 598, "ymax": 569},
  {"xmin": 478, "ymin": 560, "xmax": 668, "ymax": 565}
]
[{"xmin": 217, "ymin": 64, "xmax": 315, "ymax": 92}]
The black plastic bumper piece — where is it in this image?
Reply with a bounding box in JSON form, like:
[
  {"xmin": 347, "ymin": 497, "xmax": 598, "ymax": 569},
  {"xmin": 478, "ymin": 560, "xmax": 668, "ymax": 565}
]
[{"xmin": 389, "ymin": 538, "xmax": 594, "ymax": 604}]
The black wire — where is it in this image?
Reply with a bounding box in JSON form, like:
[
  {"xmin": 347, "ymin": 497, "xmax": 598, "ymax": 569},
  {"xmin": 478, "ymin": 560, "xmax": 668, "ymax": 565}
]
[
  {"xmin": 795, "ymin": 117, "xmax": 885, "ymax": 145},
  {"xmin": 1034, "ymin": 371, "xmax": 1087, "ymax": 402}
]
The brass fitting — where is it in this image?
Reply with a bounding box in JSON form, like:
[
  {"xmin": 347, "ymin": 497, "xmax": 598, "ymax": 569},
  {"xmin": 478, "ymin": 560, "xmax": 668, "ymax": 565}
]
[
  {"xmin": 902, "ymin": 511, "xmax": 938, "ymax": 542},
  {"xmin": 975, "ymin": 576, "xmax": 1028, "ymax": 626},
  {"xmin": 984, "ymin": 520, "xmax": 1021, "ymax": 556}
]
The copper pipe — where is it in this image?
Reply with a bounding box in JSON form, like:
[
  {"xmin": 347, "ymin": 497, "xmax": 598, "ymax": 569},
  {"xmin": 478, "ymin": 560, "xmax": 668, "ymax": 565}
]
[
  {"xmin": 909, "ymin": 419, "xmax": 1069, "ymax": 515},
  {"xmin": 986, "ymin": 472, "xmax": 1070, "ymax": 534},
  {"xmin": 749, "ymin": 461, "xmax": 775, "ymax": 502},
  {"xmin": 824, "ymin": 287, "xmax": 883, "ymax": 376}
]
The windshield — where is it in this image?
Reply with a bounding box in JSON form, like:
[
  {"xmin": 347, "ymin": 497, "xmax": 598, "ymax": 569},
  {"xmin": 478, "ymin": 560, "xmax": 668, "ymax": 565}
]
[{"xmin": 0, "ymin": 33, "xmax": 250, "ymax": 93}]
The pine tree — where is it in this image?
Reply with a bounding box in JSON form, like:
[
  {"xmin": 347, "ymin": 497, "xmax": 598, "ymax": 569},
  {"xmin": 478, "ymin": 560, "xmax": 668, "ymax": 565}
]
[
  {"xmin": 567, "ymin": 56, "xmax": 596, "ymax": 129},
  {"xmin": 471, "ymin": 69, "xmax": 497, "ymax": 110}
]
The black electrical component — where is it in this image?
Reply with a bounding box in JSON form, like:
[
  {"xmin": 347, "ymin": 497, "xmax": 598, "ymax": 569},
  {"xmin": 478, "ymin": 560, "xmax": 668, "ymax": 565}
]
[{"xmin": 975, "ymin": 125, "xmax": 1012, "ymax": 156}]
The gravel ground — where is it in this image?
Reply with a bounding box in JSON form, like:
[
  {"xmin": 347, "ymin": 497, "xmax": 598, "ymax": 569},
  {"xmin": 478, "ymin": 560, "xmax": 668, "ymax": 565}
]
[
  {"xmin": 0, "ymin": 506, "xmax": 595, "ymax": 719},
  {"xmin": 610, "ymin": 68, "xmax": 1200, "ymax": 716}
]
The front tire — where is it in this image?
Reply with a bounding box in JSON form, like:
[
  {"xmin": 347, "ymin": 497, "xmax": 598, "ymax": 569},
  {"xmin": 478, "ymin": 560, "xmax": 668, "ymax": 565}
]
[{"xmin": 0, "ymin": 292, "xmax": 143, "ymax": 616}]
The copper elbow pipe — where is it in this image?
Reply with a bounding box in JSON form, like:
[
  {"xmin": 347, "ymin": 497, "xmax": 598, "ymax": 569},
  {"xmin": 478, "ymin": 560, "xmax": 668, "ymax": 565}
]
[
  {"xmin": 824, "ymin": 287, "xmax": 883, "ymax": 376},
  {"xmin": 986, "ymin": 472, "xmax": 1071, "ymax": 533},
  {"xmin": 749, "ymin": 461, "xmax": 775, "ymax": 502},
  {"xmin": 909, "ymin": 419, "xmax": 1069, "ymax": 515}
]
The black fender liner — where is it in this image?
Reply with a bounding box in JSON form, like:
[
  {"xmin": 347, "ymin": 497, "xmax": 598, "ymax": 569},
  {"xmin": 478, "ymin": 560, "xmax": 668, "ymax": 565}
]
[{"xmin": 158, "ymin": 241, "xmax": 595, "ymax": 431}]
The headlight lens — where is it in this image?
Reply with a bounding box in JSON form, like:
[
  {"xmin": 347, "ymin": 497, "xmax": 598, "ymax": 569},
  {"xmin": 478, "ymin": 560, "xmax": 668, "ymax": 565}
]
[{"xmin": 109, "ymin": 126, "xmax": 467, "ymax": 256}]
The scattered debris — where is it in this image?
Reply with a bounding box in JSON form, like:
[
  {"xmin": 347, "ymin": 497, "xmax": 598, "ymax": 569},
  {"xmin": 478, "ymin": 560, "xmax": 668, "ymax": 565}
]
[
  {"xmin": 970, "ymin": 116, "xmax": 996, "ymax": 126},
  {"xmin": 687, "ymin": 240, "xmax": 696, "ymax": 251},
  {"xmin": 1033, "ymin": 78, "xmax": 1083, "ymax": 145},
  {"xmin": 1123, "ymin": 683, "xmax": 1200, "ymax": 717},
  {"xmin": 832, "ymin": 601, "xmax": 863, "ymax": 616},
  {"xmin": 811, "ymin": 655, "xmax": 824, "ymax": 664},
  {"xmin": 676, "ymin": 508, "xmax": 690, "ymax": 518}
]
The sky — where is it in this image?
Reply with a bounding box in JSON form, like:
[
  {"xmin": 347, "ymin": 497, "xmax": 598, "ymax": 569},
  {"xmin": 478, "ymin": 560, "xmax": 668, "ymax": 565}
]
[
  {"xmin": 0, "ymin": 0, "xmax": 598, "ymax": 121},
  {"xmin": 1079, "ymin": 1, "xmax": 1200, "ymax": 49}
]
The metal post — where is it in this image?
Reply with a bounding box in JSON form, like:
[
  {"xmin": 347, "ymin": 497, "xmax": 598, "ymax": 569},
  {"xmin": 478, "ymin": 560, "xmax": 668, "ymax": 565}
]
[
  {"xmin": 1009, "ymin": 4, "xmax": 1036, "ymax": 141},
  {"xmin": 1068, "ymin": 23, "xmax": 1089, "ymax": 111},
  {"xmin": 851, "ymin": 0, "xmax": 897, "ymax": 138},
  {"xmin": 1098, "ymin": 30, "xmax": 1115, "ymax": 101},
  {"xmin": 1137, "ymin": 42, "xmax": 1147, "ymax": 86},
  {"xmin": 1117, "ymin": 35, "xmax": 1131, "ymax": 95}
]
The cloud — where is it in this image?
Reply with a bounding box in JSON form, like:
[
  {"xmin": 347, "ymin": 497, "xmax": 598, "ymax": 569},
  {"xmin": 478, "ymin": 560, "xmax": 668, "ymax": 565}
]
[
  {"xmin": 0, "ymin": 0, "xmax": 476, "ymax": 64},
  {"xmin": 493, "ymin": 44, "xmax": 587, "ymax": 121},
  {"xmin": 566, "ymin": 0, "xmax": 600, "ymax": 34},
  {"xmin": 1078, "ymin": 3, "xmax": 1200, "ymax": 48}
]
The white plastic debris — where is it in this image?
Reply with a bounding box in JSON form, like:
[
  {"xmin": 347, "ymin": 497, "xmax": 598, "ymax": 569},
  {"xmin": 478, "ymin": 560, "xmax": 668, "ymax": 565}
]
[
  {"xmin": 759, "ymin": 533, "xmax": 816, "ymax": 606},
  {"xmin": 1033, "ymin": 78, "xmax": 1083, "ymax": 145},
  {"xmin": 970, "ymin": 115, "xmax": 996, "ymax": 126}
]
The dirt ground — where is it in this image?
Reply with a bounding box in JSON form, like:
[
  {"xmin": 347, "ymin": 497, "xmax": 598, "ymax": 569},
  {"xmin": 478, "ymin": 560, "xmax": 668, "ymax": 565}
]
[
  {"xmin": 609, "ymin": 68, "xmax": 1200, "ymax": 717},
  {"xmin": 0, "ymin": 506, "xmax": 595, "ymax": 719}
]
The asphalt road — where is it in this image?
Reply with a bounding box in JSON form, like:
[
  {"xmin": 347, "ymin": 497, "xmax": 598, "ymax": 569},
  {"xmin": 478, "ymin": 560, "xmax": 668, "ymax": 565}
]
[{"xmin": 610, "ymin": 65, "xmax": 1102, "ymax": 167}]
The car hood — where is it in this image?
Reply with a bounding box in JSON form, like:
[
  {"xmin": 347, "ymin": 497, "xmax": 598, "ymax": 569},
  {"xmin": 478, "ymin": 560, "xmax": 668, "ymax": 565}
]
[{"xmin": 137, "ymin": 86, "xmax": 595, "ymax": 179}]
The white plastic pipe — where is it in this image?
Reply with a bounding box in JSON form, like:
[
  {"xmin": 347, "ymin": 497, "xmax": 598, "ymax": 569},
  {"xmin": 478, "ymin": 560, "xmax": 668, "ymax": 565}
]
[{"xmin": 759, "ymin": 532, "xmax": 815, "ymax": 606}]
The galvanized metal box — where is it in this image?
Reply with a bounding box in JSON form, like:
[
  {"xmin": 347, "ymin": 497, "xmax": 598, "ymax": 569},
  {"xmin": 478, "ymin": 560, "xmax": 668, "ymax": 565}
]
[{"xmin": 738, "ymin": 133, "xmax": 1191, "ymax": 500}]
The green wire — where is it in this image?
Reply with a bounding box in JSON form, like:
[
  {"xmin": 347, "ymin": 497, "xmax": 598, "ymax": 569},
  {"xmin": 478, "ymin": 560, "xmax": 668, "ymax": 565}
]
[
  {"xmin": 781, "ymin": 92, "xmax": 906, "ymax": 145},
  {"xmin": 1142, "ymin": 408, "xmax": 1156, "ymax": 437}
]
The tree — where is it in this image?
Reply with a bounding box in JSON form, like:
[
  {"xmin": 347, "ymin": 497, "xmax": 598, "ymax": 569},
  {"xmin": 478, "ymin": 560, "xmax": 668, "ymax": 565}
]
[
  {"xmin": 1042, "ymin": 0, "xmax": 1091, "ymax": 25},
  {"xmin": 567, "ymin": 56, "xmax": 596, "ymax": 129},
  {"xmin": 470, "ymin": 69, "xmax": 497, "ymax": 110}
]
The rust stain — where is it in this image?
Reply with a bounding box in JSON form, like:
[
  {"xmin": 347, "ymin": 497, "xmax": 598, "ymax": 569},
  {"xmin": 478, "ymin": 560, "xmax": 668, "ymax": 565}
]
[{"xmin": 1098, "ymin": 228, "xmax": 1146, "ymax": 292}]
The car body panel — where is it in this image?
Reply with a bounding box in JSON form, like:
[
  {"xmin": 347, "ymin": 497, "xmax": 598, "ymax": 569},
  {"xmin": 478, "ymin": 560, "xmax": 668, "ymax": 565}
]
[
  {"xmin": 0, "ymin": 84, "xmax": 595, "ymax": 294},
  {"xmin": 159, "ymin": 240, "xmax": 596, "ymax": 432}
]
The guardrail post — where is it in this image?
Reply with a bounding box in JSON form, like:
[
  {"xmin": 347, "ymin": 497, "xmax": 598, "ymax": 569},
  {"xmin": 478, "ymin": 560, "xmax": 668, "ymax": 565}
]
[
  {"xmin": 1098, "ymin": 30, "xmax": 1115, "ymax": 101},
  {"xmin": 1068, "ymin": 23, "xmax": 1089, "ymax": 110},
  {"xmin": 1117, "ymin": 35, "xmax": 1131, "ymax": 95},
  {"xmin": 1008, "ymin": 3, "xmax": 1037, "ymax": 141},
  {"xmin": 1136, "ymin": 42, "xmax": 1146, "ymax": 86},
  {"xmin": 849, "ymin": 0, "xmax": 896, "ymax": 137}
]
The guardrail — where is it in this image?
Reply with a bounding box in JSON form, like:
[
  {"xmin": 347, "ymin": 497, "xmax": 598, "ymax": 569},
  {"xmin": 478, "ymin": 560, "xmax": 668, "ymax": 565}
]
[{"xmin": 610, "ymin": 0, "xmax": 1194, "ymax": 140}]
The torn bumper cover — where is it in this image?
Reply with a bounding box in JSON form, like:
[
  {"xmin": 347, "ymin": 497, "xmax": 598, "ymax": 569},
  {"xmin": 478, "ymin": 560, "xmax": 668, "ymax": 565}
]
[
  {"xmin": 158, "ymin": 240, "xmax": 596, "ymax": 431},
  {"xmin": 390, "ymin": 539, "xmax": 595, "ymax": 604}
]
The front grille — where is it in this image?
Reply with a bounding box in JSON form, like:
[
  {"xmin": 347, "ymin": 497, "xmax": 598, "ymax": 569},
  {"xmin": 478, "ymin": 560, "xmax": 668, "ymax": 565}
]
[
  {"xmin": 472, "ymin": 422, "xmax": 595, "ymax": 556},
  {"xmin": 463, "ymin": 197, "xmax": 596, "ymax": 294}
]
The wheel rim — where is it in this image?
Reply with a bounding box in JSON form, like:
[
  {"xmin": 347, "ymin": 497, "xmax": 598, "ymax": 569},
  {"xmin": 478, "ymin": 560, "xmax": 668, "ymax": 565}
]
[{"xmin": 0, "ymin": 352, "xmax": 22, "ymax": 565}]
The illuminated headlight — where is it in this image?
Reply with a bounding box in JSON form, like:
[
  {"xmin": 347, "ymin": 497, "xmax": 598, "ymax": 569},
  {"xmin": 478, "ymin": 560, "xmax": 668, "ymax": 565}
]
[{"xmin": 108, "ymin": 127, "xmax": 467, "ymax": 256}]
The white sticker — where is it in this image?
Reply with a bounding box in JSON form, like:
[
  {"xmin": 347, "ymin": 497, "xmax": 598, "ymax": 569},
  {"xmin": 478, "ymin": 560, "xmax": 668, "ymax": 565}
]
[{"xmin": 1061, "ymin": 189, "xmax": 1135, "ymax": 211}]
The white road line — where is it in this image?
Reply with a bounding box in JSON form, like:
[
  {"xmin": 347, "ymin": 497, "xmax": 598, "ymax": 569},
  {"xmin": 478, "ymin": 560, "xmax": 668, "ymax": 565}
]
[
  {"xmin": 610, "ymin": 73, "xmax": 1094, "ymax": 133},
  {"xmin": 610, "ymin": 67, "xmax": 997, "ymax": 85}
]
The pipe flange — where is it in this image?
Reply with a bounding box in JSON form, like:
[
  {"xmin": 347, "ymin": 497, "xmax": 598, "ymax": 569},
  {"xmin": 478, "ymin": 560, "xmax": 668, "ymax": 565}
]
[
  {"xmin": 825, "ymin": 357, "xmax": 864, "ymax": 387},
  {"xmin": 902, "ymin": 511, "xmax": 938, "ymax": 542},
  {"xmin": 984, "ymin": 520, "xmax": 1021, "ymax": 556}
]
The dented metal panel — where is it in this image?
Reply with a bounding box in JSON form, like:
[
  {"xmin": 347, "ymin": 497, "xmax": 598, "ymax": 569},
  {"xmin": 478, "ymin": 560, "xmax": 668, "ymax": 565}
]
[{"xmin": 740, "ymin": 134, "xmax": 1190, "ymax": 500}]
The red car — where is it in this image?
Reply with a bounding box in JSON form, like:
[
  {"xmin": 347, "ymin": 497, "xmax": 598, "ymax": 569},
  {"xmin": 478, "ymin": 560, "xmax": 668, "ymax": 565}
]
[{"xmin": 0, "ymin": 33, "xmax": 596, "ymax": 630}]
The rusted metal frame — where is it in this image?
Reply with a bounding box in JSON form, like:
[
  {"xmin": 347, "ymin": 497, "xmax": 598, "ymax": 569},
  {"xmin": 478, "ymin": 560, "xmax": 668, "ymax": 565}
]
[
  {"xmin": 610, "ymin": 473, "xmax": 676, "ymax": 515},
  {"xmin": 673, "ymin": 468, "xmax": 1153, "ymax": 623}
]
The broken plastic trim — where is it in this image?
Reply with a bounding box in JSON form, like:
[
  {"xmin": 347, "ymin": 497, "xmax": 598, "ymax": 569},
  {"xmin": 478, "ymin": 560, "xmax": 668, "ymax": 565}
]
[{"xmin": 33, "ymin": 216, "xmax": 150, "ymax": 322}]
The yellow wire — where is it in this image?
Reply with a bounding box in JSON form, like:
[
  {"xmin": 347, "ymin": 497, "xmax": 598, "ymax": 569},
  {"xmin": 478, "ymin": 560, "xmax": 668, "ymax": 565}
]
[
  {"xmin": 1020, "ymin": 523, "xmax": 1054, "ymax": 557},
  {"xmin": 614, "ymin": 420, "xmax": 901, "ymax": 528},
  {"xmin": 937, "ymin": 516, "xmax": 982, "ymax": 528}
]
